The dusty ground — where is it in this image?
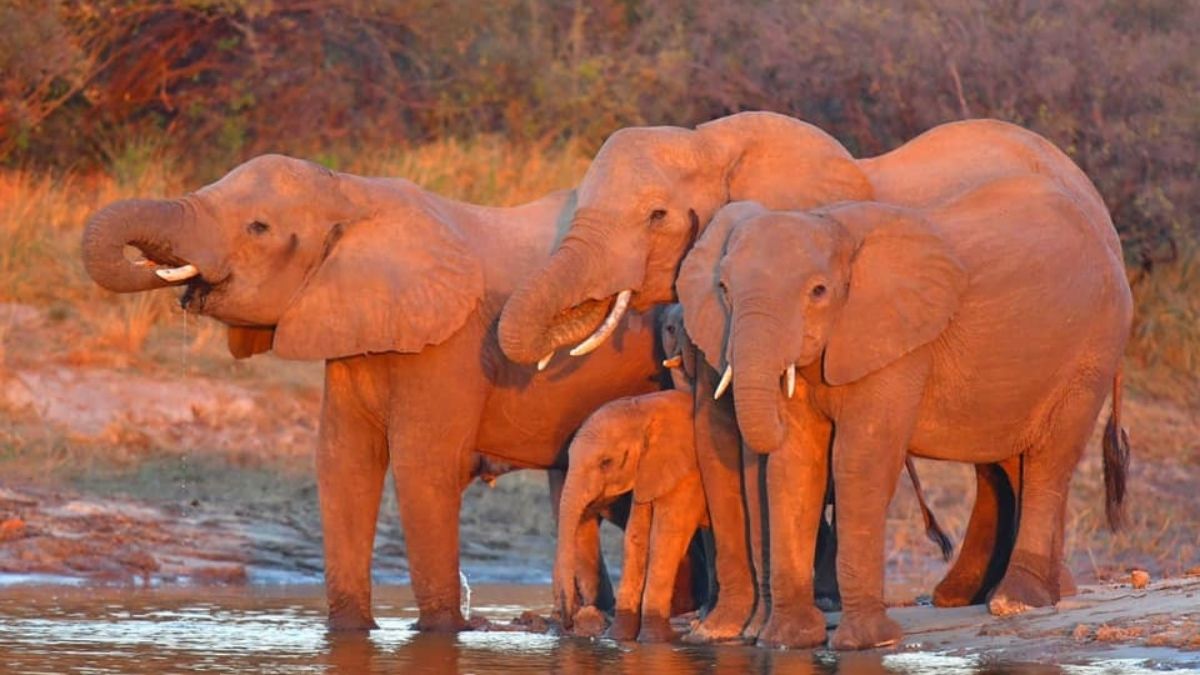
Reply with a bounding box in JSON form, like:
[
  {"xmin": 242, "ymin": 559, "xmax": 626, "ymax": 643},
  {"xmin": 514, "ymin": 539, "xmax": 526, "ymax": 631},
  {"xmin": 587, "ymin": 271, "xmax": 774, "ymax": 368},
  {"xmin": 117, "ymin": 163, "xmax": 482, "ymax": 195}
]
[{"xmin": 1, "ymin": 299, "xmax": 1198, "ymax": 628}]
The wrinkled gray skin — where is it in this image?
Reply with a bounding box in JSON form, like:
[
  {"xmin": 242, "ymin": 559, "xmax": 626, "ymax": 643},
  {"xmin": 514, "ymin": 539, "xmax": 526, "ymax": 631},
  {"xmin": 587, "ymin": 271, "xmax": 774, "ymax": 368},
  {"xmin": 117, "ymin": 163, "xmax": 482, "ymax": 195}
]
[
  {"xmin": 80, "ymin": 155, "xmax": 666, "ymax": 633},
  {"xmin": 497, "ymin": 113, "xmax": 1122, "ymax": 642},
  {"xmin": 676, "ymin": 179, "xmax": 1131, "ymax": 649}
]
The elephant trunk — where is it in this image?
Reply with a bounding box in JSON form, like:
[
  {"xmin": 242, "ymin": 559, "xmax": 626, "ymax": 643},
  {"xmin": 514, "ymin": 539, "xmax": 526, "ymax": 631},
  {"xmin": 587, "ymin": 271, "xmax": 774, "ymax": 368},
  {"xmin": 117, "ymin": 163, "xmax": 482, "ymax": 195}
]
[
  {"xmin": 81, "ymin": 198, "xmax": 190, "ymax": 293},
  {"xmin": 499, "ymin": 215, "xmax": 631, "ymax": 364},
  {"xmin": 553, "ymin": 476, "xmax": 594, "ymax": 627},
  {"xmin": 731, "ymin": 302, "xmax": 789, "ymax": 453}
]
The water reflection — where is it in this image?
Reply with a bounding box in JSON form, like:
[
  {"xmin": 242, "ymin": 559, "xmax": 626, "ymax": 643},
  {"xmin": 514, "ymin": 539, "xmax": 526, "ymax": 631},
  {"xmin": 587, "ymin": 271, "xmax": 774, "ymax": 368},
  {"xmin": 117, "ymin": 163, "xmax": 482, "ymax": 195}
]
[{"xmin": 0, "ymin": 585, "xmax": 1187, "ymax": 674}]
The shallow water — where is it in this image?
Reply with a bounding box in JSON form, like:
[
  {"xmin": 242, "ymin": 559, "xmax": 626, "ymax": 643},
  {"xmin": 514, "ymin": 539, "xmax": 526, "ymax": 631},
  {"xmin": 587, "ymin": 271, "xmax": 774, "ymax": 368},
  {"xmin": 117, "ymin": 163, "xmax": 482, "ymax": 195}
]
[{"xmin": 0, "ymin": 584, "xmax": 1188, "ymax": 674}]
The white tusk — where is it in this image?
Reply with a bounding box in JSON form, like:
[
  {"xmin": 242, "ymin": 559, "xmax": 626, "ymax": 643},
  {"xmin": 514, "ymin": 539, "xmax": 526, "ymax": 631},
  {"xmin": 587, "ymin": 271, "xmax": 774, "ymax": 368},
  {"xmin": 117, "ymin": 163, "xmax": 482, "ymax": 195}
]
[
  {"xmin": 714, "ymin": 365, "xmax": 733, "ymax": 400},
  {"xmin": 786, "ymin": 363, "xmax": 796, "ymax": 399},
  {"xmin": 537, "ymin": 352, "xmax": 554, "ymax": 371},
  {"xmin": 568, "ymin": 289, "xmax": 632, "ymax": 357},
  {"xmin": 155, "ymin": 264, "xmax": 199, "ymax": 282},
  {"xmin": 662, "ymin": 355, "xmax": 683, "ymax": 369}
]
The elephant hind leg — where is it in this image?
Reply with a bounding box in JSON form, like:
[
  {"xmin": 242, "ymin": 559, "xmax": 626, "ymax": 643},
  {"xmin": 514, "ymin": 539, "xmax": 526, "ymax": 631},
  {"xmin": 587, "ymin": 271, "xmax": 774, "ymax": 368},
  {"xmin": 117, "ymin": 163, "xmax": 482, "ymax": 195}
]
[
  {"xmin": 989, "ymin": 386, "xmax": 1107, "ymax": 617},
  {"xmin": 932, "ymin": 458, "xmax": 1019, "ymax": 607}
]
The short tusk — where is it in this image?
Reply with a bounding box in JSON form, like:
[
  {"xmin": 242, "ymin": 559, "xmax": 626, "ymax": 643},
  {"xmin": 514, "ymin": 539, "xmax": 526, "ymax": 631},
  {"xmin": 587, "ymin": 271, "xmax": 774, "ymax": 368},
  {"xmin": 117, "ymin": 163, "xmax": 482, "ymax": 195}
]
[
  {"xmin": 537, "ymin": 352, "xmax": 555, "ymax": 371},
  {"xmin": 662, "ymin": 355, "xmax": 683, "ymax": 369},
  {"xmin": 713, "ymin": 365, "xmax": 733, "ymax": 400},
  {"xmin": 568, "ymin": 290, "xmax": 632, "ymax": 357},
  {"xmin": 786, "ymin": 363, "xmax": 796, "ymax": 399},
  {"xmin": 155, "ymin": 264, "xmax": 199, "ymax": 282}
]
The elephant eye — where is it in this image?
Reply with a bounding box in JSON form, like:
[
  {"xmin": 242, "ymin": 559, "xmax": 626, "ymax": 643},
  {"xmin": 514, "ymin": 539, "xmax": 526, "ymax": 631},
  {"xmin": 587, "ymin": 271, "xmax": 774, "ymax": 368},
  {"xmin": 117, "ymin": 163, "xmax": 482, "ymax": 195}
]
[
  {"xmin": 811, "ymin": 283, "xmax": 828, "ymax": 299},
  {"xmin": 247, "ymin": 220, "xmax": 270, "ymax": 235},
  {"xmin": 599, "ymin": 457, "xmax": 614, "ymax": 470},
  {"xmin": 649, "ymin": 208, "xmax": 667, "ymax": 223}
]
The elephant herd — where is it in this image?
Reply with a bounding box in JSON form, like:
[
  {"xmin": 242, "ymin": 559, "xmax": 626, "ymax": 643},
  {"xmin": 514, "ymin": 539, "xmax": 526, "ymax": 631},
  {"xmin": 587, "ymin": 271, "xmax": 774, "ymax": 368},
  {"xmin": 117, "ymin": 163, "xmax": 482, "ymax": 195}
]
[{"xmin": 81, "ymin": 111, "xmax": 1132, "ymax": 651}]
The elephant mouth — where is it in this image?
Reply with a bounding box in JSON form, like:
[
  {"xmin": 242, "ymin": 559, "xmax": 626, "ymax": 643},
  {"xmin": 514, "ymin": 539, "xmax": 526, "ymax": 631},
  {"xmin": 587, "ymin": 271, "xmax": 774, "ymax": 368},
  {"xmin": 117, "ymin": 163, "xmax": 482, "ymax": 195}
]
[
  {"xmin": 127, "ymin": 246, "xmax": 222, "ymax": 313},
  {"xmin": 179, "ymin": 277, "xmax": 217, "ymax": 312},
  {"xmin": 537, "ymin": 290, "xmax": 633, "ymax": 369}
]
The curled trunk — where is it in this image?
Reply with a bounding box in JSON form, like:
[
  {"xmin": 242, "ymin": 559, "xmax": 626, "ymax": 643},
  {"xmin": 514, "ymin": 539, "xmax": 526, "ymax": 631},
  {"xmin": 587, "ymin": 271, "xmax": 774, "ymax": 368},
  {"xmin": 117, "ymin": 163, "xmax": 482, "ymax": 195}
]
[
  {"xmin": 731, "ymin": 310, "xmax": 789, "ymax": 453},
  {"xmin": 81, "ymin": 199, "xmax": 188, "ymax": 293},
  {"xmin": 498, "ymin": 217, "xmax": 624, "ymax": 363}
]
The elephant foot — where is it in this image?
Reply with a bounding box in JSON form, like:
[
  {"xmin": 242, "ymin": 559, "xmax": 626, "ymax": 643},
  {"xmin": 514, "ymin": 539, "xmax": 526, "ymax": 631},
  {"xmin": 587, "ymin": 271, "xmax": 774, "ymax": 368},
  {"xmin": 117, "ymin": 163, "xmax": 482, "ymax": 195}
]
[
  {"xmin": 1059, "ymin": 564, "xmax": 1077, "ymax": 598},
  {"xmin": 326, "ymin": 594, "xmax": 378, "ymax": 631},
  {"xmin": 931, "ymin": 571, "xmax": 984, "ymax": 608},
  {"xmin": 989, "ymin": 562, "xmax": 1057, "ymax": 617},
  {"xmin": 756, "ymin": 605, "xmax": 827, "ymax": 650},
  {"xmin": 607, "ymin": 610, "xmax": 640, "ymax": 641},
  {"xmin": 829, "ymin": 611, "xmax": 902, "ymax": 651},
  {"xmin": 413, "ymin": 608, "xmax": 468, "ymax": 633},
  {"xmin": 637, "ymin": 614, "xmax": 677, "ymax": 643},
  {"xmin": 740, "ymin": 597, "xmax": 769, "ymax": 643},
  {"xmin": 681, "ymin": 600, "xmax": 752, "ymax": 644},
  {"xmin": 571, "ymin": 605, "xmax": 608, "ymax": 638},
  {"xmin": 326, "ymin": 613, "xmax": 379, "ymax": 632},
  {"xmin": 814, "ymin": 588, "xmax": 842, "ymax": 613}
]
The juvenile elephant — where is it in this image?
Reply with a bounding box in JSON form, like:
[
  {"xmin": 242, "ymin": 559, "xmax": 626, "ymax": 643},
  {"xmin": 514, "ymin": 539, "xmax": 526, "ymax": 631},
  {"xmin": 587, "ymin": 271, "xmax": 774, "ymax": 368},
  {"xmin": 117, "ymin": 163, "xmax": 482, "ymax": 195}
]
[
  {"xmin": 498, "ymin": 112, "xmax": 1116, "ymax": 640},
  {"xmin": 554, "ymin": 389, "xmax": 706, "ymax": 642},
  {"xmin": 81, "ymin": 155, "xmax": 666, "ymax": 632},
  {"xmin": 676, "ymin": 179, "xmax": 1132, "ymax": 649}
]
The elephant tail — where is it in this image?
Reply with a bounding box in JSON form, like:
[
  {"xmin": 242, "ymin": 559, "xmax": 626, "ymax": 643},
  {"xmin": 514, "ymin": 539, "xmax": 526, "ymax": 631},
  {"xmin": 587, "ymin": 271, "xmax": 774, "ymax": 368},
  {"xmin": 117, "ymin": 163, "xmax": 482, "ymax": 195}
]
[
  {"xmin": 1102, "ymin": 367, "xmax": 1131, "ymax": 531},
  {"xmin": 905, "ymin": 456, "xmax": 955, "ymax": 562}
]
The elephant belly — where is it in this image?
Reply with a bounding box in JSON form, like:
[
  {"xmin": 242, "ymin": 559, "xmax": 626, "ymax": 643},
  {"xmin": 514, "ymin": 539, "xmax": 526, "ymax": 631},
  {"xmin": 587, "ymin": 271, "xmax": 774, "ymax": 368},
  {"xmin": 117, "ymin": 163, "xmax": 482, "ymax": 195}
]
[{"xmin": 475, "ymin": 313, "xmax": 662, "ymax": 467}]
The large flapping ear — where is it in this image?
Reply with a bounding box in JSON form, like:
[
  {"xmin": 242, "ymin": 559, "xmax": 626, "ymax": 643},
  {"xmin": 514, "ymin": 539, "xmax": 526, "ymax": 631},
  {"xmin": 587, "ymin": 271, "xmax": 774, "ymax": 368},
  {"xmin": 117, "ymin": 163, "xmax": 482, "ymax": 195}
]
[
  {"xmin": 227, "ymin": 326, "xmax": 275, "ymax": 359},
  {"xmin": 633, "ymin": 392, "xmax": 698, "ymax": 503},
  {"xmin": 273, "ymin": 211, "xmax": 484, "ymax": 360},
  {"xmin": 676, "ymin": 201, "xmax": 767, "ymax": 371},
  {"xmin": 823, "ymin": 205, "xmax": 968, "ymax": 386}
]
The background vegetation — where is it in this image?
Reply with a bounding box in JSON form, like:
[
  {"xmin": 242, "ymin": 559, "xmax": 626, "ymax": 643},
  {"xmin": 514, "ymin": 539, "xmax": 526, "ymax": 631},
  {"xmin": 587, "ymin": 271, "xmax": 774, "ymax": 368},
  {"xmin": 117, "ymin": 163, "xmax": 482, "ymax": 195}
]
[{"xmin": 1, "ymin": 0, "xmax": 1197, "ymax": 584}]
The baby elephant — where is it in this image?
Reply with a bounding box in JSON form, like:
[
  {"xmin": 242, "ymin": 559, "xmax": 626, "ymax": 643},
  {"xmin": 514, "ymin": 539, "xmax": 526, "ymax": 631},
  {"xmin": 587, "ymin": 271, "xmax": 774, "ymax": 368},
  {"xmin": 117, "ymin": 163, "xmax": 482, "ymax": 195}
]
[{"xmin": 553, "ymin": 389, "xmax": 707, "ymax": 642}]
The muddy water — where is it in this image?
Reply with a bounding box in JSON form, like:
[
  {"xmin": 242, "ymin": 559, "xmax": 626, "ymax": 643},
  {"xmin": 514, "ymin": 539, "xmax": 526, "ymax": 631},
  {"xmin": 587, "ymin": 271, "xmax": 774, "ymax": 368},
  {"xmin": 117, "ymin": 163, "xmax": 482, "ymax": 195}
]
[{"xmin": 0, "ymin": 584, "xmax": 1182, "ymax": 674}]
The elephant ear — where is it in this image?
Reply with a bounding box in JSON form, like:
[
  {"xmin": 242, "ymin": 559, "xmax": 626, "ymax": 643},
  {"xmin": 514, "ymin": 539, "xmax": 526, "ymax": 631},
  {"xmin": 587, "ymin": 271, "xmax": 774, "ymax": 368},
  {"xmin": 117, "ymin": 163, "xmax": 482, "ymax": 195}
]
[
  {"xmin": 227, "ymin": 326, "xmax": 275, "ymax": 359},
  {"xmin": 273, "ymin": 212, "xmax": 484, "ymax": 360},
  {"xmin": 823, "ymin": 205, "xmax": 968, "ymax": 386},
  {"xmin": 633, "ymin": 392, "xmax": 697, "ymax": 503},
  {"xmin": 676, "ymin": 201, "xmax": 768, "ymax": 371}
]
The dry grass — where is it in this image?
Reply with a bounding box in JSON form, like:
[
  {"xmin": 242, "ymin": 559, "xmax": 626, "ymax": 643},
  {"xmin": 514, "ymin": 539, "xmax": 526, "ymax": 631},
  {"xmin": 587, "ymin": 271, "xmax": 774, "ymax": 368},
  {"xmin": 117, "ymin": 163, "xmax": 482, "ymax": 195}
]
[{"xmin": 0, "ymin": 138, "xmax": 590, "ymax": 376}]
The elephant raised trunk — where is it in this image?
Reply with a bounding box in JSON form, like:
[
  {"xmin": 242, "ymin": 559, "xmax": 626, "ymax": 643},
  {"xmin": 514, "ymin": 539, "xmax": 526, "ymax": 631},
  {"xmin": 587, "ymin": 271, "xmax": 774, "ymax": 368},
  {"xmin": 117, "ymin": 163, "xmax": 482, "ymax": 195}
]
[
  {"xmin": 81, "ymin": 198, "xmax": 190, "ymax": 293},
  {"xmin": 730, "ymin": 304, "xmax": 789, "ymax": 453}
]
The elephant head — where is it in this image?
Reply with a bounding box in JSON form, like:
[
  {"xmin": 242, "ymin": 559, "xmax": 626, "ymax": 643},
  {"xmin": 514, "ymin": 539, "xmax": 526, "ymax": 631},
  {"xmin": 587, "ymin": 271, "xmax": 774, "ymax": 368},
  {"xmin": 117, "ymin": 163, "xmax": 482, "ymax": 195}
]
[
  {"xmin": 498, "ymin": 112, "xmax": 872, "ymax": 368},
  {"xmin": 659, "ymin": 304, "xmax": 698, "ymax": 394},
  {"xmin": 676, "ymin": 201, "xmax": 967, "ymax": 452},
  {"xmin": 81, "ymin": 154, "xmax": 484, "ymax": 361},
  {"xmin": 554, "ymin": 390, "xmax": 696, "ymax": 623}
]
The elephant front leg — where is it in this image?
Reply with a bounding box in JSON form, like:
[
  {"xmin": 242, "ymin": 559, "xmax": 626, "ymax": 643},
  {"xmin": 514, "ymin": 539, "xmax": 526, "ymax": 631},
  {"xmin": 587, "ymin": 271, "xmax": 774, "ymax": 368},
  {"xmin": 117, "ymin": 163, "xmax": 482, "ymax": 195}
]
[
  {"xmin": 829, "ymin": 373, "xmax": 924, "ymax": 651},
  {"xmin": 609, "ymin": 501, "xmax": 652, "ymax": 641},
  {"xmin": 758, "ymin": 403, "xmax": 832, "ymax": 649},
  {"xmin": 638, "ymin": 486, "xmax": 703, "ymax": 643},
  {"xmin": 685, "ymin": 367, "xmax": 756, "ymax": 643},
  {"xmin": 741, "ymin": 449, "xmax": 770, "ymax": 642},
  {"xmin": 317, "ymin": 372, "xmax": 390, "ymax": 631}
]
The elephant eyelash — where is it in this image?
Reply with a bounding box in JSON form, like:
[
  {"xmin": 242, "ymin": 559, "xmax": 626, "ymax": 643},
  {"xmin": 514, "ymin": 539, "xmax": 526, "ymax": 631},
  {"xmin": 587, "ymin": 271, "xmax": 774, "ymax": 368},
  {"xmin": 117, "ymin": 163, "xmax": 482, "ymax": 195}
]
[{"xmin": 247, "ymin": 220, "xmax": 270, "ymax": 235}]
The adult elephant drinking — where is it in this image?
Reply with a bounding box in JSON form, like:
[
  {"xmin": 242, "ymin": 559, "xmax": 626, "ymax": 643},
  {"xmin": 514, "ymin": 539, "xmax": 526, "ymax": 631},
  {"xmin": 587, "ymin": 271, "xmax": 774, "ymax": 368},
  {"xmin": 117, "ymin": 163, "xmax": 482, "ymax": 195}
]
[
  {"xmin": 497, "ymin": 111, "xmax": 1120, "ymax": 642},
  {"xmin": 81, "ymin": 155, "xmax": 667, "ymax": 632}
]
